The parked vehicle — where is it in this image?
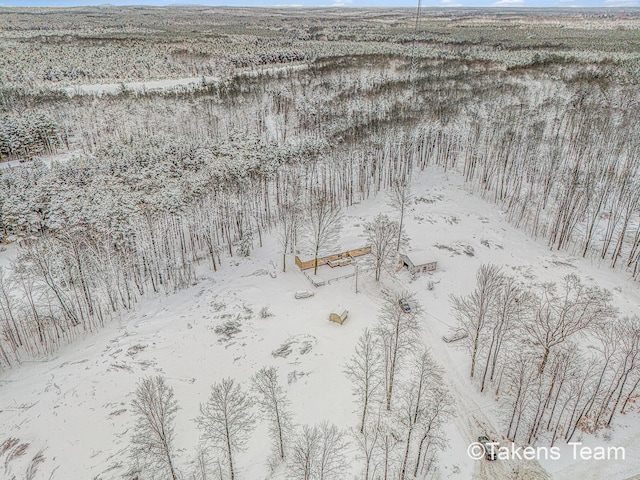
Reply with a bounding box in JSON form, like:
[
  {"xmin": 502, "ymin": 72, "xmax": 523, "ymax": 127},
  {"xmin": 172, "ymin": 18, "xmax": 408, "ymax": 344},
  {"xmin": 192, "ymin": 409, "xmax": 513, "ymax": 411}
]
[
  {"xmin": 398, "ymin": 298, "xmax": 411, "ymax": 313},
  {"xmin": 294, "ymin": 290, "xmax": 315, "ymax": 299},
  {"xmin": 478, "ymin": 436, "xmax": 497, "ymax": 461},
  {"xmin": 442, "ymin": 331, "xmax": 468, "ymax": 343}
]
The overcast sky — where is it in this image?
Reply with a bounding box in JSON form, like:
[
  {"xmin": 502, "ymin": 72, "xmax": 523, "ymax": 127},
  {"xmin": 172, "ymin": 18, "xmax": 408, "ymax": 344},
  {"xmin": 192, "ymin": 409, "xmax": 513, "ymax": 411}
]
[{"xmin": 0, "ymin": 0, "xmax": 638, "ymax": 8}]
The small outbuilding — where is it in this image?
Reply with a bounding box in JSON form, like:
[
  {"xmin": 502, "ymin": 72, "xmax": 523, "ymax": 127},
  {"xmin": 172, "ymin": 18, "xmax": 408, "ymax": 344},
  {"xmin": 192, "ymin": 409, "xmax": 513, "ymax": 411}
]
[
  {"xmin": 398, "ymin": 251, "xmax": 437, "ymax": 275},
  {"xmin": 329, "ymin": 310, "xmax": 348, "ymax": 325}
]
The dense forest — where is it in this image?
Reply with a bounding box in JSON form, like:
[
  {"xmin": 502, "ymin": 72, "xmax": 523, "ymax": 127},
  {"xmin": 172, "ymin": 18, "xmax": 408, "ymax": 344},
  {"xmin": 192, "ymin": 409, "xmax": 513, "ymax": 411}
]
[{"xmin": 0, "ymin": 7, "xmax": 639, "ymax": 369}]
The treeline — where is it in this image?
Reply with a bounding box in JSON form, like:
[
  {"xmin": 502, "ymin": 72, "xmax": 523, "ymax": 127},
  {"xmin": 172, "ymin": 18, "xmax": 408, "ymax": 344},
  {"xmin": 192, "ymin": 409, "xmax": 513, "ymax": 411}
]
[
  {"xmin": 415, "ymin": 92, "xmax": 640, "ymax": 280},
  {"xmin": 2, "ymin": 7, "xmax": 638, "ymax": 89},
  {"xmin": 0, "ymin": 52, "xmax": 639, "ymax": 367},
  {"xmin": 468, "ymin": 102, "xmax": 640, "ymax": 279},
  {"xmin": 453, "ymin": 264, "xmax": 640, "ymax": 445},
  {"xmin": 0, "ymin": 126, "xmax": 417, "ymax": 368}
]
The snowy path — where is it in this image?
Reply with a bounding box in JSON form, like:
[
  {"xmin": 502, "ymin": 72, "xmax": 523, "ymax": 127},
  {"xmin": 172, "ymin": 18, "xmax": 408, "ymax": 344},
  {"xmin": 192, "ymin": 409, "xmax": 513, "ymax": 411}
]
[
  {"xmin": 386, "ymin": 272, "xmax": 548, "ymax": 479},
  {"xmin": 58, "ymin": 63, "xmax": 309, "ymax": 97},
  {"xmin": 60, "ymin": 76, "xmax": 221, "ymax": 96}
]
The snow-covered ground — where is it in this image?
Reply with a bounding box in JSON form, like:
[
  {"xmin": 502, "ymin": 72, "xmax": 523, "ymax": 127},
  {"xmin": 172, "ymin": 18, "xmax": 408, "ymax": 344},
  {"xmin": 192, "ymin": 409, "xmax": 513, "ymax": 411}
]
[
  {"xmin": 60, "ymin": 77, "xmax": 221, "ymax": 97},
  {"xmin": 0, "ymin": 151, "xmax": 79, "ymax": 170},
  {"xmin": 0, "ymin": 159, "xmax": 22, "ymax": 170},
  {"xmin": 1, "ymin": 168, "xmax": 639, "ymax": 479},
  {"xmin": 0, "ymin": 243, "xmax": 17, "ymax": 269}
]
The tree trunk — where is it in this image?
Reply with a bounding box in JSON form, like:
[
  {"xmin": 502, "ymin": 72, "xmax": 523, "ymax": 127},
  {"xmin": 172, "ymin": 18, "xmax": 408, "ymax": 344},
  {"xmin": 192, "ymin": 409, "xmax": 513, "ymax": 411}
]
[
  {"xmin": 539, "ymin": 346, "xmax": 550, "ymax": 375},
  {"xmin": 399, "ymin": 427, "xmax": 413, "ymax": 480},
  {"xmin": 226, "ymin": 423, "xmax": 235, "ymax": 480}
]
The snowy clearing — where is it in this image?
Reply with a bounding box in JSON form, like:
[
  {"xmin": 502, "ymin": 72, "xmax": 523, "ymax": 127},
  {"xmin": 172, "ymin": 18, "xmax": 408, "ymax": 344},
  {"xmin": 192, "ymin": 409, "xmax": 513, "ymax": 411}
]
[
  {"xmin": 60, "ymin": 77, "xmax": 221, "ymax": 97},
  {"xmin": 2, "ymin": 169, "xmax": 639, "ymax": 480},
  {"xmin": 57, "ymin": 64, "xmax": 309, "ymax": 97}
]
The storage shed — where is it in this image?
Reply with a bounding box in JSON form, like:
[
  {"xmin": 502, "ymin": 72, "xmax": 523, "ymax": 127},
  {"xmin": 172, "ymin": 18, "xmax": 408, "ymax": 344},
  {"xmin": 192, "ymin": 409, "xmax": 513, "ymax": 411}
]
[
  {"xmin": 329, "ymin": 310, "xmax": 348, "ymax": 325},
  {"xmin": 398, "ymin": 251, "xmax": 437, "ymax": 275}
]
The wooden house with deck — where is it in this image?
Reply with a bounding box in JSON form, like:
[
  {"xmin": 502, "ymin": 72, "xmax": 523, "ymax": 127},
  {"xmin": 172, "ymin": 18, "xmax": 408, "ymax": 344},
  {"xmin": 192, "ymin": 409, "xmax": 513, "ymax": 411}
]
[{"xmin": 295, "ymin": 246, "xmax": 371, "ymax": 271}]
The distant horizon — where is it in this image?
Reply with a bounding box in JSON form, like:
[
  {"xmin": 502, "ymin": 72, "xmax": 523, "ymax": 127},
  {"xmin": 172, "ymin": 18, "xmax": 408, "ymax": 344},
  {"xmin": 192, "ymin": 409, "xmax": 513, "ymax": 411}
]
[{"xmin": 1, "ymin": 1, "xmax": 639, "ymax": 9}]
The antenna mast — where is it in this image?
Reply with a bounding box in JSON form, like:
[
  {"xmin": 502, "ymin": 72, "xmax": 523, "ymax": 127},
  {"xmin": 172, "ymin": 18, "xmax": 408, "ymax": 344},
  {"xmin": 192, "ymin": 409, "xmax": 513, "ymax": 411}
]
[{"xmin": 409, "ymin": 0, "xmax": 423, "ymax": 88}]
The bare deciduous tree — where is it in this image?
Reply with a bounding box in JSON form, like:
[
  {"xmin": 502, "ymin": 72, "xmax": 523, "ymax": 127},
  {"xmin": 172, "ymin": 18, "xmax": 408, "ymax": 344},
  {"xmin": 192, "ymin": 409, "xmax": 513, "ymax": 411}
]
[
  {"xmin": 276, "ymin": 178, "xmax": 302, "ymax": 272},
  {"xmin": 278, "ymin": 201, "xmax": 299, "ymax": 273},
  {"xmin": 603, "ymin": 316, "xmax": 640, "ymax": 426},
  {"xmin": 412, "ymin": 384, "xmax": 453, "ymax": 478},
  {"xmin": 397, "ymin": 349, "xmax": 452, "ymax": 480},
  {"xmin": 251, "ymin": 366, "xmax": 293, "ymax": 464},
  {"xmin": 375, "ymin": 415, "xmax": 401, "ymax": 480},
  {"xmin": 197, "ymin": 378, "xmax": 255, "ymax": 480},
  {"xmin": 191, "ymin": 444, "xmax": 223, "ymax": 480},
  {"xmin": 363, "ymin": 214, "xmax": 403, "ymax": 281},
  {"xmin": 354, "ymin": 415, "xmax": 381, "ymax": 480},
  {"xmin": 130, "ymin": 376, "xmax": 179, "ymax": 480},
  {"xmin": 451, "ymin": 264, "xmax": 504, "ymax": 378},
  {"xmin": 344, "ymin": 328, "xmax": 383, "ymax": 433},
  {"xmin": 388, "ymin": 181, "xmax": 413, "ymax": 252},
  {"xmin": 480, "ymin": 276, "xmax": 529, "ymax": 392},
  {"xmin": 288, "ymin": 424, "xmax": 319, "ymax": 480},
  {"xmin": 375, "ymin": 291, "xmax": 421, "ymax": 411},
  {"xmin": 504, "ymin": 353, "xmax": 538, "ymax": 442},
  {"xmin": 306, "ymin": 189, "xmax": 341, "ymax": 275},
  {"xmin": 526, "ymin": 274, "xmax": 614, "ymax": 374},
  {"xmin": 316, "ymin": 422, "xmax": 348, "ymax": 480},
  {"xmin": 287, "ymin": 423, "xmax": 348, "ymax": 480}
]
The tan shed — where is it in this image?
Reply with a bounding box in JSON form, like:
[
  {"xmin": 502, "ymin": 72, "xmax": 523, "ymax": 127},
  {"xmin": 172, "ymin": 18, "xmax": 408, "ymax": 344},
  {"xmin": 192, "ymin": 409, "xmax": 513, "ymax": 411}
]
[{"xmin": 329, "ymin": 310, "xmax": 348, "ymax": 325}]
